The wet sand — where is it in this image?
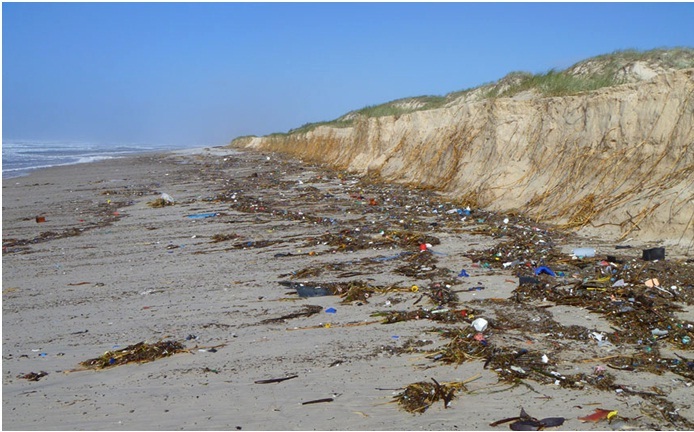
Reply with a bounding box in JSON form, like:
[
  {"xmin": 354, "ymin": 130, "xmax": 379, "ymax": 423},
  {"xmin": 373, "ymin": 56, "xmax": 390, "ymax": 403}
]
[{"xmin": 2, "ymin": 147, "xmax": 693, "ymax": 430}]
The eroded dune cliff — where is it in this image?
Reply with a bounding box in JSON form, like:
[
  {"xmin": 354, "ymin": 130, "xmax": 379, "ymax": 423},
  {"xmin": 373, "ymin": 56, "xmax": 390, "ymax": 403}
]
[{"xmin": 233, "ymin": 66, "xmax": 694, "ymax": 253}]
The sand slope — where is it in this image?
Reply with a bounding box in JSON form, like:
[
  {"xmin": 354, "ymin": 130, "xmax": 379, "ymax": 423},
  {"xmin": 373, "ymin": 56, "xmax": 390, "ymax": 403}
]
[{"xmin": 234, "ymin": 68, "xmax": 694, "ymax": 254}]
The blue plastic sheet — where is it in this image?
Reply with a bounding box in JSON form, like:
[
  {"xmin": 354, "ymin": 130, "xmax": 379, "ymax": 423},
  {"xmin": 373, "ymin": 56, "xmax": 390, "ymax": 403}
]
[
  {"xmin": 534, "ymin": 266, "xmax": 556, "ymax": 277},
  {"xmin": 371, "ymin": 251, "xmax": 412, "ymax": 262},
  {"xmin": 187, "ymin": 212, "xmax": 217, "ymax": 219}
]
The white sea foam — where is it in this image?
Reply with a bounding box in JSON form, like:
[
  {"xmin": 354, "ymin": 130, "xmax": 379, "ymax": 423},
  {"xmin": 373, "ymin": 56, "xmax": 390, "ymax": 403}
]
[{"xmin": 2, "ymin": 140, "xmax": 195, "ymax": 178}]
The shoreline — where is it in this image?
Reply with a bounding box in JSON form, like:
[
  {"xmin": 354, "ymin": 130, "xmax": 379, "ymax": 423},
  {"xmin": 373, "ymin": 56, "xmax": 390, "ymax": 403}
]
[
  {"xmin": 2, "ymin": 144, "xmax": 221, "ymax": 180},
  {"xmin": 3, "ymin": 148, "xmax": 693, "ymax": 430}
]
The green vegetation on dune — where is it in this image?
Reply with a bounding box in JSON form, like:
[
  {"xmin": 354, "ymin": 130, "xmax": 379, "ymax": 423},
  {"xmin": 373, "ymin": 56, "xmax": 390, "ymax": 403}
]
[
  {"xmin": 246, "ymin": 48, "xmax": 694, "ymax": 139},
  {"xmin": 275, "ymin": 95, "xmax": 448, "ymax": 137},
  {"xmin": 351, "ymin": 95, "xmax": 448, "ymax": 117},
  {"xmin": 285, "ymin": 119, "xmax": 353, "ymax": 136},
  {"xmin": 586, "ymin": 47, "xmax": 694, "ymax": 69},
  {"xmin": 492, "ymin": 47, "xmax": 694, "ymax": 98},
  {"xmin": 487, "ymin": 69, "xmax": 620, "ymax": 98}
]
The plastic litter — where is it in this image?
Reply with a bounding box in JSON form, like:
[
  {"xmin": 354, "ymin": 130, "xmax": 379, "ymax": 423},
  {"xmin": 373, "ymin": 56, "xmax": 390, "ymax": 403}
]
[
  {"xmin": 292, "ymin": 284, "xmax": 333, "ymax": 298},
  {"xmin": 534, "ymin": 266, "xmax": 556, "ymax": 277},
  {"xmin": 371, "ymin": 251, "xmax": 411, "ymax": 262},
  {"xmin": 35, "ymin": 216, "xmax": 46, "ymax": 223},
  {"xmin": 510, "ymin": 365, "xmax": 526, "ymax": 374},
  {"xmin": 160, "ymin": 193, "xmax": 175, "ymax": 203},
  {"xmin": 471, "ymin": 317, "xmax": 488, "ymax": 332},
  {"xmin": 458, "ymin": 269, "xmax": 470, "ymax": 277},
  {"xmin": 187, "ymin": 212, "xmax": 218, "ymax": 219},
  {"xmin": 473, "ymin": 332, "xmax": 486, "ymax": 342},
  {"xmin": 590, "ymin": 332, "xmax": 606, "ymax": 342},
  {"xmin": 645, "ymin": 278, "xmax": 660, "ymax": 288},
  {"xmin": 578, "ymin": 408, "xmax": 618, "ymax": 423},
  {"xmin": 148, "ymin": 194, "xmax": 176, "ymax": 208},
  {"xmin": 572, "ymin": 247, "xmax": 595, "ymax": 258},
  {"xmin": 642, "ymin": 247, "xmax": 665, "ymax": 261},
  {"xmin": 325, "ymin": 307, "xmax": 337, "ymax": 314},
  {"xmin": 519, "ymin": 276, "xmax": 539, "ymax": 285}
]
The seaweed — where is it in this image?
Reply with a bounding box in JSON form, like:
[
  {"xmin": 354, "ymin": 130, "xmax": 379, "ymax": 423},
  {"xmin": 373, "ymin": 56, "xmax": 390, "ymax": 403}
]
[
  {"xmin": 431, "ymin": 329, "xmax": 492, "ymax": 364},
  {"xmin": 255, "ymin": 375, "xmax": 298, "ymax": 384},
  {"xmin": 17, "ymin": 371, "xmax": 48, "ymax": 381},
  {"xmin": 337, "ymin": 280, "xmax": 379, "ymax": 303},
  {"xmin": 394, "ymin": 378, "xmax": 464, "ymax": 414},
  {"xmin": 210, "ymin": 233, "xmax": 240, "ymax": 243},
  {"xmin": 80, "ymin": 340, "xmax": 186, "ymax": 369},
  {"xmin": 231, "ymin": 239, "xmax": 284, "ymax": 249},
  {"xmin": 301, "ymin": 229, "xmax": 440, "ymax": 252},
  {"xmin": 395, "ymin": 251, "xmax": 449, "ymax": 279},
  {"xmin": 260, "ymin": 305, "xmax": 323, "ymax": 324},
  {"xmin": 280, "ymin": 280, "xmax": 391, "ymax": 304},
  {"xmin": 374, "ymin": 308, "xmax": 469, "ymax": 324},
  {"xmin": 291, "ymin": 266, "xmax": 325, "ymax": 279},
  {"xmin": 147, "ymin": 198, "xmax": 175, "ymax": 208},
  {"xmin": 422, "ymin": 282, "xmax": 459, "ymax": 306},
  {"xmin": 490, "ymin": 407, "xmax": 565, "ymax": 430}
]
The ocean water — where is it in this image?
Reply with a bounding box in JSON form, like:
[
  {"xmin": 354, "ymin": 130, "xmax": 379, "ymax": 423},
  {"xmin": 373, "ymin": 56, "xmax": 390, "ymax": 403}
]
[{"xmin": 2, "ymin": 140, "xmax": 189, "ymax": 179}]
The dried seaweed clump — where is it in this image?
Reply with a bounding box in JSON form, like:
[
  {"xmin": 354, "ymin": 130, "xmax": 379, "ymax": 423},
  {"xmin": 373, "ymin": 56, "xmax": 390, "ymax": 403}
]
[
  {"xmin": 422, "ymin": 283, "xmax": 459, "ymax": 306},
  {"xmin": 18, "ymin": 371, "xmax": 48, "ymax": 381},
  {"xmin": 374, "ymin": 308, "xmax": 468, "ymax": 324},
  {"xmin": 147, "ymin": 198, "xmax": 175, "ymax": 208},
  {"xmin": 210, "ymin": 233, "xmax": 240, "ymax": 243},
  {"xmin": 432, "ymin": 329, "xmax": 492, "ymax": 363},
  {"xmin": 394, "ymin": 378, "xmax": 464, "ymax": 414},
  {"xmin": 80, "ymin": 340, "xmax": 186, "ymax": 369},
  {"xmin": 260, "ymin": 305, "xmax": 324, "ymax": 324},
  {"xmin": 604, "ymin": 353, "xmax": 694, "ymax": 381},
  {"xmin": 337, "ymin": 280, "xmax": 378, "ymax": 303}
]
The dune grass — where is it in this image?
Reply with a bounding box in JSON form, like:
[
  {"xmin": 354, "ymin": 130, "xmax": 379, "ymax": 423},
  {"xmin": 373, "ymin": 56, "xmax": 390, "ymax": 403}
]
[
  {"xmin": 254, "ymin": 48, "xmax": 694, "ymax": 138},
  {"xmin": 488, "ymin": 69, "xmax": 621, "ymax": 98}
]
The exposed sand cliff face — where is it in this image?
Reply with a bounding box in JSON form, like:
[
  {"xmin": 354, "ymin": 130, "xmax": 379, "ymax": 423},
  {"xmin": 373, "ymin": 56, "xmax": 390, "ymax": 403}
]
[{"xmin": 233, "ymin": 68, "xmax": 694, "ymax": 253}]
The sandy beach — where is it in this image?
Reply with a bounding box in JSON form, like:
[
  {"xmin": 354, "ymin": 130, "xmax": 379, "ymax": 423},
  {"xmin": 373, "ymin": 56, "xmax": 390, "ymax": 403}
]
[{"xmin": 3, "ymin": 147, "xmax": 693, "ymax": 431}]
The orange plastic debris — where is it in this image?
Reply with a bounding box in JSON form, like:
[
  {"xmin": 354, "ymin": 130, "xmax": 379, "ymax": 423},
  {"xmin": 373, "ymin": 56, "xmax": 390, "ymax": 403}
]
[{"xmin": 578, "ymin": 408, "xmax": 617, "ymax": 422}]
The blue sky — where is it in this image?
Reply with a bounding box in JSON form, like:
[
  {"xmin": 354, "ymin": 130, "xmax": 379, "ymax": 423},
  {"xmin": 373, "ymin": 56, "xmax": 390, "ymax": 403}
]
[{"xmin": 3, "ymin": 2, "xmax": 693, "ymax": 148}]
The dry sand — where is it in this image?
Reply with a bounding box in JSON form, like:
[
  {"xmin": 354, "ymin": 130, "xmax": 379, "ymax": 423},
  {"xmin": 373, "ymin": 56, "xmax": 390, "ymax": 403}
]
[{"xmin": 2, "ymin": 148, "xmax": 693, "ymax": 430}]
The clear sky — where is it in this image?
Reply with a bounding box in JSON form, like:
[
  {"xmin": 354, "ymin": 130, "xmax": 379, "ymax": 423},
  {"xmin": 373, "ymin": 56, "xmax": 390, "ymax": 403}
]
[{"xmin": 3, "ymin": 2, "xmax": 694, "ymax": 148}]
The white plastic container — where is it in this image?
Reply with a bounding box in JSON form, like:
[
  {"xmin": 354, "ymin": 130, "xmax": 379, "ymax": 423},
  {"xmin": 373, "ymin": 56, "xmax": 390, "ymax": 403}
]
[
  {"xmin": 572, "ymin": 247, "xmax": 595, "ymax": 258},
  {"xmin": 471, "ymin": 318, "xmax": 488, "ymax": 332}
]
